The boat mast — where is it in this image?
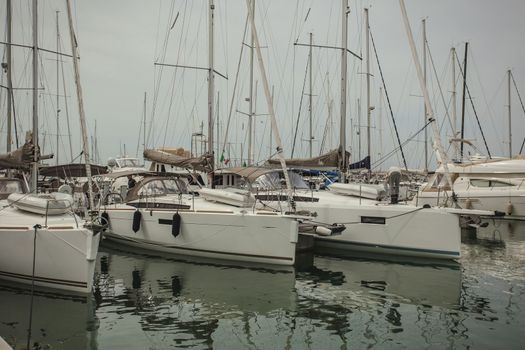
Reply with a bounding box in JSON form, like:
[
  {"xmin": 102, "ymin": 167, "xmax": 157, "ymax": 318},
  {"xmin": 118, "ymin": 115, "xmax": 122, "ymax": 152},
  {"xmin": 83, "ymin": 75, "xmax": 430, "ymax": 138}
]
[
  {"xmin": 340, "ymin": 0, "xmax": 349, "ymax": 182},
  {"xmin": 508, "ymin": 69, "xmax": 512, "ymax": 158},
  {"xmin": 451, "ymin": 47, "xmax": 458, "ymax": 160},
  {"xmin": 460, "ymin": 42, "xmax": 468, "ymax": 160},
  {"xmin": 31, "ymin": 0, "xmax": 39, "ymax": 192},
  {"xmin": 365, "ymin": 8, "xmax": 371, "ymax": 178},
  {"xmin": 208, "ymin": 0, "xmax": 215, "ymax": 178},
  {"xmin": 422, "ymin": 18, "xmax": 428, "ymax": 172},
  {"xmin": 245, "ymin": 0, "xmax": 293, "ymax": 207},
  {"xmin": 309, "ymin": 32, "xmax": 313, "ymax": 158},
  {"xmin": 379, "ymin": 86, "xmax": 383, "ymax": 167},
  {"xmin": 65, "ymin": 0, "xmax": 94, "ymax": 210},
  {"xmin": 248, "ymin": 0, "xmax": 254, "ymax": 165},
  {"xmin": 399, "ymin": 0, "xmax": 453, "ymax": 186},
  {"xmin": 6, "ymin": 0, "xmax": 13, "ymax": 153},
  {"xmin": 143, "ymin": 91, "xmax": 147, "ymax": 156},
  {"xmin": 56, "ymin": 11, "xmax": 60, "ymax": 165}
]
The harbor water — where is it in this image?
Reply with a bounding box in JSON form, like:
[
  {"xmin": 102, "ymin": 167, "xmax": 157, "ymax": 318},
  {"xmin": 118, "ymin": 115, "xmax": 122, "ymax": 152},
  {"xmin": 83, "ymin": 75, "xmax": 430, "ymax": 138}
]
[{"xmin": 1, "ymin": 219, "xmax": 524, "ymax": 349}]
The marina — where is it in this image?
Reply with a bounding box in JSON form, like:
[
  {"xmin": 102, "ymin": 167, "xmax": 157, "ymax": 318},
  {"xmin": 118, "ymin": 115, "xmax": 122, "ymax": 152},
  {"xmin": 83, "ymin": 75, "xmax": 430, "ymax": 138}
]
[
  {"xmin": 1, "ymin": 0, "xmax": 525, "ymax": 348},
  {"xmin": 0, "ymin": 221, "xmax": 524, "ymax": 349}
]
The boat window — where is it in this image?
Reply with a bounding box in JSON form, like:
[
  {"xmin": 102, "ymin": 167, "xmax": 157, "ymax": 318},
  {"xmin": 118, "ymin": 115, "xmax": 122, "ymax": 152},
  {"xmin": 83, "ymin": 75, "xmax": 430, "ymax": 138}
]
[
  {"xmin": 163, "ymin": 179, "xmax": 181, "ymax": 194},
  {"xmin": 469, "ymin": 179, "xmax": 490, "ymax": 187},
  {"xmin": 253, "ymin": 171, "xmax": 308, "ymax": 190},
  {"xmin": 489, "ymin": 180, "xmax": 515, "ymax": 187},
  {"xmin": 138, "ymin": 180, "xmax": 166, "ymax": 196},
  {"xmin": 163, "ymin": 178, "xmax": 188, "ymax": 194},
  {"xmin": 176, "ymin": 179, "xmax": 189, "ymax": 193},
  {"xmin": 117, "ymin": 158, "xmax": 140, "ymax": 168}
]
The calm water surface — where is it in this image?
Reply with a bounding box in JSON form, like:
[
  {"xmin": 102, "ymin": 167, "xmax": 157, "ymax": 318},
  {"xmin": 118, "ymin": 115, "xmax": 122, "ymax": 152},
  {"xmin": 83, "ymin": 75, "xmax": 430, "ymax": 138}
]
[{"xmin": 1, "ymin": 219, "xmax": 524, "ymax": 349}]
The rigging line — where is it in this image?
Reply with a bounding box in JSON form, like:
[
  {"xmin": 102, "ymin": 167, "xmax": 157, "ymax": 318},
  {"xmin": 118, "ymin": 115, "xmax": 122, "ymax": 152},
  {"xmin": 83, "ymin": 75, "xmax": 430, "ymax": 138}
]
[
  {"xmin": 510, "ymin": 71, "xmax": 525, "ymax": 154},
  {"xmin": 291, "ymin": 55, "xmax": 309, "ymax": 158},
  {"xmin": 469, "ymin": 47, "xmax": 504, "ymax": 152},
  {"xmin": 425, "ymin": 40, "xmax": 455, "ymax": 140},
  {"xmin": 454, "ymin": 52, "xmax": 492, "ymax": 159},
  {"xmin": 372, "ymin": 119, "xmax": 432, "ymax": 170},
  {"xmin": 162, "ymin": 0, "xmax": 197, "ymax": 150},
  {"xmin": 369, "ymin": 29, "xmax": 408, "ymax": 170},
  {"xmin": 220, "ymin": 13, "xmax": 249, "ymax": 157},
  {"xmin": 148, "ymin": 2, "xmax": 175, "ymax": 148}
]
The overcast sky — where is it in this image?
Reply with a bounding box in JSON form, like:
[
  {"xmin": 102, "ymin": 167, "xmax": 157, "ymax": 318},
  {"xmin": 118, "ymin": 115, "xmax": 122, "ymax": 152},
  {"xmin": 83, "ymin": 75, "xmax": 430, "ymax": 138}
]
[{"xmin": 1, "ymin": 0, "xmax": 524, "ymax": 170}]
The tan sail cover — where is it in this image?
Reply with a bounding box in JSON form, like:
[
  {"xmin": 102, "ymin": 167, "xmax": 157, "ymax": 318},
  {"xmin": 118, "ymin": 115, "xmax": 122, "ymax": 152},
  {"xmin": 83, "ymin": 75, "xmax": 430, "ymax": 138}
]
[
  {"xmin": 266, "ymin": 148, "xmax": 349, "ymax": 170},
  {"xmin": 0, "ymin": 139, "xmax": 36, "ymax": 169},
  {"xmin": 144, "ymin": 149, "xmax": 212, "ymax": 172}
]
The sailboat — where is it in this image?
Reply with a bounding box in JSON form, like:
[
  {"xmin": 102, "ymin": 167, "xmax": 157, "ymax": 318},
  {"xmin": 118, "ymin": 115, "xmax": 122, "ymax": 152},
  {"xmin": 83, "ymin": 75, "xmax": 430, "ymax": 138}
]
[
  {"xmin": 208, "ymin": 2, "xmax": 500, "ymax": 261},
  {"xmin": 100, "ymin": 0, "xmax": 315, "ymax": 266},
  {"xmin": 0, "ymin": 0, "xmax": 100, "ymax": 293},
  {"xmin": 416, "ymin": 60, "xmax": 525, "ymax": 219}
]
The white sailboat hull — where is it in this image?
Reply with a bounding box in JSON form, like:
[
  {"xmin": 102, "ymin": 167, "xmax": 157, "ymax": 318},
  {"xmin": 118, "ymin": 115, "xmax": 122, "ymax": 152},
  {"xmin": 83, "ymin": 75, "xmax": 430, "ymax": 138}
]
[
  {"xmin": 416, "ymin": 176, "xmax": 525, "ymax": 220},
  {"xmin": 0, "ymin": 206, "xmax": 100, "ymax": 293},
  {"xmin": 102, "ymin": 205, "xmax": 299, "ymax": 266},
  {"xmin": 261, "ymin": 191, "xmax": 461, "ymax": 260}
]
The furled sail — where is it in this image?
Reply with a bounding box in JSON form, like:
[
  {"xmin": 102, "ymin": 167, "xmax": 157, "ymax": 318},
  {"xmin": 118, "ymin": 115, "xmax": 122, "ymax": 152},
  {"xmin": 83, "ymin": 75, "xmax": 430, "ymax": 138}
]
[
  {"xmin": 0, "ymin": 139, "xmax": 36, "ymax": 169},
  {"xmin": 266, "ymin": 148, "xmax": 349, "ymax": 170},
  {"xmin": 144, "ymin": 149, "xmax": 213, "ymax": 172}
]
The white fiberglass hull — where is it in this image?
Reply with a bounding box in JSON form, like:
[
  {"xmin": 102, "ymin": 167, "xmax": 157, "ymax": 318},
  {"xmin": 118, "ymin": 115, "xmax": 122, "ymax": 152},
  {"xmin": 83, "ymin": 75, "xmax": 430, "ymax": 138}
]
[
  {"xmin": 102, "ymin": 205, "xmax": 299, "ymax": 266},
  {"xmin": 263, "ymin": 191, "xmax": 461, "ymax": 260},
  {"xmin": 417, "ymin": 190, "xmax": 525, "ymax": 220},
  {"xmin": 0, "ymin": 206, "xmax": 100, "ymax": 293}
]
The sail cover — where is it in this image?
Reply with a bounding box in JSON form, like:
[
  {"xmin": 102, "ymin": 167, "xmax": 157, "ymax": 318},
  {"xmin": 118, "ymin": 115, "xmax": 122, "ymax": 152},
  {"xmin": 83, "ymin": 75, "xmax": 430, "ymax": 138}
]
[
  {"xmin": 39, "ymin": 163, "xmax": 108, "ymax": 178},
  {"xmin": 266, "ymin": 148, "xmax": 349, "ymax": 170},
  {"xmin": 0, "ymin": 139, "xmax": 35, "ymax": 170},
  {"xmin": 144, "ymin": 149, "xmax": 213, "ymax": 172}
]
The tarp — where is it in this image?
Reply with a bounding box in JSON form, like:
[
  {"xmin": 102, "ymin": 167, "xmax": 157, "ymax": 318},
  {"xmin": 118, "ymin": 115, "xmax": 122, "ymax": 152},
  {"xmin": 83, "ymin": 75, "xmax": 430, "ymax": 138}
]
[
  {"xmin": 144, "ymin": 149, "xmax": 213, "ymax": 172},
  {"xmin": 266, "ymin": 148, "xmax": 349, "ymax": 170},
  {"xmin": 39, "ymin": 163, "xmax": 108, "ymax": 178}
]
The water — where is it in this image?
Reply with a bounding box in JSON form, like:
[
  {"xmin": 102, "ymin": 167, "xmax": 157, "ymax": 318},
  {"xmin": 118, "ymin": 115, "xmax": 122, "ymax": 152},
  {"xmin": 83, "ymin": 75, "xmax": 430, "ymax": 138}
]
[{"xmin": 1, "ymin": 219, "xmax": 524, "ymax": 349}]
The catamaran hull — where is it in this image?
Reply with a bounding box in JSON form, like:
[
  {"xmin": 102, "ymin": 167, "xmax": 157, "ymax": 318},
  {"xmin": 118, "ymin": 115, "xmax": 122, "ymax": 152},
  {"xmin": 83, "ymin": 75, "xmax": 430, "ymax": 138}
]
[
  {"xmin": 0, "ymin": 210, "xmax": 99, "ymax": 293},
  {"xmin": 102, "ymin": 208, "xmax": 299, "ymax": 266}
]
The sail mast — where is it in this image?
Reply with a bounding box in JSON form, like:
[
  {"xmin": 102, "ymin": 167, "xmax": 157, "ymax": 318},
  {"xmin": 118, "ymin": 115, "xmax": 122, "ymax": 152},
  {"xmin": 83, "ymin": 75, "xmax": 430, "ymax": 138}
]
[
  {"xmin": 208, "ymin": 0, "xmax": 215, "ymax": 179},
  {"xmin": 340, "ymin": 0, "xmax": 348, "ymax": 182},
  {"xmin": 451, "ymin": 47, "xmax": 458, "ymax": 160},
  {"xmin": 31, "ymin": 0, "xmax": 39, "ymax": 192},
  {"xmin": 365, "ymin": 8, "xmax": 371, "ymax": 177},
  {"xmin": 422, "ymin": 18, "xmax": 428, "ymax": 172},
  {"xmin": 248, "ymin": 0, "xmax": 255, "ymax": 165},
  {"xmin": 508, "ymin": 69, "xmax": 512, "ymax": 158},
  {"xmin": 6, "ymin": 0, "xmax": 13, "ymax": 153},
  {"xmin": 309, "ymin": 32, "xmax": 313, "ymax": 158},
  {"xmin": 56, "ymin": 11, "xmax": 60, "ymax": 165},
  {"xmin": 460, "ymin": 42, "xmax": 468, "ymax": 160},
  {"xmin": 399, "ymin": 0, "xmax": 453, "ymax": 186},
  {"xmin": 65, "ymin": 0, "xmax": 94, "ymax": 210},
  {"xmin": 245, "ymin": 0, "xmax": 293, "ymax": 208}
]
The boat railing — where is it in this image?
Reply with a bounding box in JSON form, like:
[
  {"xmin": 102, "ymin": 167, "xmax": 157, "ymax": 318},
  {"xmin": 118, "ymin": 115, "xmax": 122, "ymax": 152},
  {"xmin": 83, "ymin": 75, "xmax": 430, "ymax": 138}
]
[{"xmin": 44, "ymin": 198, "xmax": 79, "ymax": 228}]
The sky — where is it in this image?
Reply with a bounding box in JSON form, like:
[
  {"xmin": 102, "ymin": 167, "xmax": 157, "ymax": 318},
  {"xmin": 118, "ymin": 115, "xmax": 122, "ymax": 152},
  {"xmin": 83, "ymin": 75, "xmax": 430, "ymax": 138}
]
[{"xmin": 1, "ymin": 0, "xmax": 524, "ymax": 171}]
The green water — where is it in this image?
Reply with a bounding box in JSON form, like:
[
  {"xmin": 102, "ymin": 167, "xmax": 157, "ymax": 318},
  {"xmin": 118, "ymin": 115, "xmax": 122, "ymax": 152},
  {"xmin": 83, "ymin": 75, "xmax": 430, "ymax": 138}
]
[{"xmin": 1, "ymin": 219, "xmax": 524, "ymax": 349}]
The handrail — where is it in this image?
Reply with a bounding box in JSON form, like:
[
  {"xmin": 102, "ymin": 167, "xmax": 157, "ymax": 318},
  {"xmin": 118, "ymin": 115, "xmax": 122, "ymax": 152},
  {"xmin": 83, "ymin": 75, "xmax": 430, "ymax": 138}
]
[{"xmin": 44, "ymin": 196, "xmax": 79, "ymax": 228}]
